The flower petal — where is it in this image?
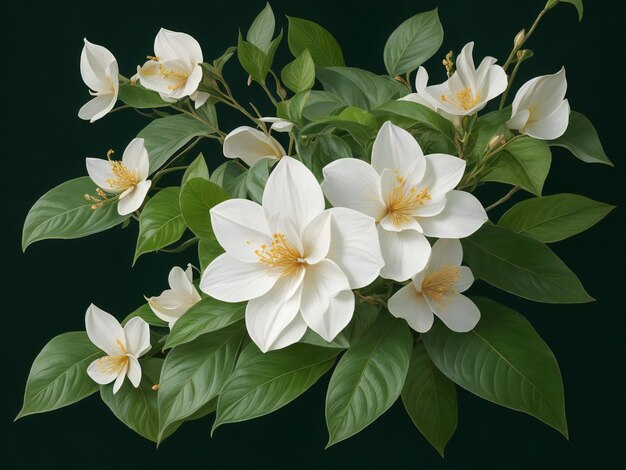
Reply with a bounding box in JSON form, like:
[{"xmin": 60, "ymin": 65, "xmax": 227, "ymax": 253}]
[
  {"xmin": 113, "ymin": 361, "xmax": 129, "ymax": 394},
  {"xmin": 147, "ymin": 291, "xmax": 190, "ymax": 327},
  {"xmin": 154, "ymin": 28, "xmax": 203, "ymax": 65},
  {"xmin": 326, "ymin": 207, "xmax": 384, "ymax": 288},
  {"xmin": 80, "ymin": 39, "xmax": 116, "ymax": 92},
  {"xmin": 267, "ymin": 314, "xmax": 308, "ymax": 351},
  {"xmin": 168, "ymin": 266, "xmax": 193, "ymax": 294},
  {"xmin": 301, "ymin": 210, "xmax": 332, "ymax": 264},
  {"xmin": 85, "ymin": 304, "xmax": 126, "ymax": 356},
  {"xmin": 117, "ymin": 180, "xmax": 151, "ymax": 216},
  {"xmin": 192, "ymin": 90, "xmax": 210, "ymax": 109},
  {"xmin": 388, "ymin": 284, "xmax": 434, "ymax": 333},
  {"xmin": 126, "ymin": 355, "xmax": 142, "ymax": 388},
  {"xmin": 78, "ymin": 94, "xmax": 117, "ymax": 123},
  {"xmin": 524, "ymin": 99, "xmax": 570, "ymax": 140},
  {"xmin": 421, "ymin": 154, "xmax": 466, "ymax": 199},
  {"xmin": 377, "ymin": 225, "xmax": 431, "ymax": 282},
  {"xmin": 200, "ymin": 253, "xmax": 277, "ymax": 302},
  {"xmin": 507, "ymin": 109, "xmax": 531, "ymax": 131},
  {"xmin": 371, "ymin": 121, "xmax": 425, "ymax": 179},
  {"xmin": 307, "ymin": 290, "xmax": 355, "ymax": 342},
  {"xmin": 86, "ymin": 158, "xmax": 117, "ymax": 192},
  {"xmin": 431, "ymin": 294, "xmax": 481, "ymax": 332},
  {"xmin": 123, "ymin": 317, "xmax": 151, "ymax": 358},
  {"xmin": 86, "ymin": 357, "xmax": 119, "ymax": 385},
  {"xmin": 321, "ymin": 158, "xmax": 386, "ymax": 220},
  {"xmin": 260, "ymin": 117, "xmax": 294, "ymax": 133},
  {"xmin": 418, "ymin": 190, "xmax": 487, "ymax": 238},
  {"xmin": 121, "ymin": 138, "xmax": 149, "ymax": 180},
  {"xmin": 428, "ymin": 238, "xmax": 463, "ymax": 271},
  {"xmin": 223, "ymin": 126, "xmax": 284, "ymax": 167},
  {"xmin": 455, "ymin": 266, "xmax": 474, "ymax": 293}
]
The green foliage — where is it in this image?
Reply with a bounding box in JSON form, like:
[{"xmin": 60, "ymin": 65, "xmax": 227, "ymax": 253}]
[
  {"xmin": 549, "ymin": 111, "xmax": 612, "ymax": 165},
  {"xmin": 198, "ymin": 238, "xmax": 224, "ymax": 271},
  {"xmin": 237, "ymin": 30, "xmax": 282, "ymax": 83},
  {"xmin": 182, "ymin": 153, "xmax": 210, "ymax": 185},
  {"xmin": 123, "ymin": 303, "xmax": 168, "ymax": 328},
  {"xmin": 281, "ymin": 49, "xmax": 316, "ymax": 93},
  {"xmin": 245, "ymin": 158, "xmax": 273, "ymax": 203},
  {"xmin": 179, "ymin": 177, "xmax": 229, "ymax": 239},
  {"xmin": 287, "ymin": 17, "xmax": 345, "ymax": 66},
  {"xmin": 118, "ymin": 83, "xmax": 169, "ymax": 109},
  {"xmin": 246, "ymin": 3, "xmax": 276, "ymax": 52}
]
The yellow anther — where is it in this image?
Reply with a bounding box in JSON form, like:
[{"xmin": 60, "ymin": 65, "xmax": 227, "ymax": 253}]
[
  {"xmin": 421, "ymin": 265, "xmax": 461, "ymax": 310},
  {"xmin": 256, "ymin": 233, "xmax": 305, "ymax": 276},
  {"xmin": 384, "ymin": 177, "xmax": 431, "ymax": 228}
]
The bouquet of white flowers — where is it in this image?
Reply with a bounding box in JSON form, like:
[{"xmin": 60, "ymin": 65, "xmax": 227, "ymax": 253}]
[{"xmin": 17, "ymin": 0, "xmax": 614, "ymax": 455}]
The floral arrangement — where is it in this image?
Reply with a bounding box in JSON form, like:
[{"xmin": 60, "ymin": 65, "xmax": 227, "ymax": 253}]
[{"xmin": 17, "ymin": 0, "xmax": 614, "ymax": 455}]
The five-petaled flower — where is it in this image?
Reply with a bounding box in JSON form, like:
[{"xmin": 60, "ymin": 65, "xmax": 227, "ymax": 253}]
[
  {"xmin": 322, "ymin": 121, "xmax": 487, "ymax": 282},
  {"xmin": 200, "ymin": 156, "xmax": 384, "ymax": 352},
  {"xmin": 147, "ymin": 265, "xmax": 202, "ymax": 328},
  {"xmin": 388, "ymin": 239, "xmax": 480, "ymax": 333},
  {"xmin": 85, "ymin": 304, "xmax": 151, "ymax": 394},
  {"xmin": 86, "ymin": 138, "xmax": 152, "ymax": 216},
  {"xmin": 78, "ymin": 39, "xmax": 119, "ymax": 123},
  {"xmin": 223, "ymin": 126, "xmax": 286, "ymax": 167}
]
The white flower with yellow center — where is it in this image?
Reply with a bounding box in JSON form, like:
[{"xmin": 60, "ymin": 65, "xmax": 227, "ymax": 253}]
[
  {"xmin": 147, "ymin": 265, "xmax": 202, "ymax": 328},
  {"xmin": 200, "ymin": 157, "xmax": 384, "ymax": 352},
  {"xmin": 136, "ymin": 28, "xmax": 209, "ymax": 109},
  {"xmin": 388, "ymin": 239, "xmax": 480, "ymax": 333},
  {"xmin": 86, "ymin": 137, "xmax": 152, "ymax": 216},
  {"xmin": 78, "ymin": 39, "xmax": 119, "ymax": 123},
  {"xmin": 507, "ymin": 68, "xmax": 570, "ymax": 140},
  {"xmin": 408, "ymin": 42, "xmax": 507, "ymax": 116},
  {"xmin": 223, "ymin": 126, "xmax": 286, "ymax": 167},
  {"xmin": 85, "ymin": 304, "xmax": 151, "ymax": 394},
  {"xmin": 322, "ymin": 121, "xmax": 487, "ymax": 282}
]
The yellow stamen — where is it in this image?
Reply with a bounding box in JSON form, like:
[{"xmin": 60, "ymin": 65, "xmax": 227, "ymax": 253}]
[
  {"xmin": 95, "ymin": 355, "xmax": 129, "ymax": 375},
  {"xmin": 255, "ymin": 233, "xmax": 305, "ymax": 276},
  {"xmin": 421, "ymin": 265, "xmax": 461, "ymax": 310},
  {"xmin": 441, "ymin": 87, "xmax": 481, "ymax": 111},
  {"xmin": 385, "ymin": 173, "xmax": 431, "ymax": 228},
  {"xmin": 105, "ymin": 151, "xmax": 140, "ymax": 191},
  {"xmin": 143, "ymin": 55, "xmax": 190, "ymax": 91}
]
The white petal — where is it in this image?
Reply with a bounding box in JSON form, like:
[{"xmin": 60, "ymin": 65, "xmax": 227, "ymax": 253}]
[
  {"xmin": 126, "ymin": 356, "xmax": 142, "ymax": 388},
  {"xmin": 418, "ymin": 190, "xmax": 487, "ymax": 238},
  {"xmin": 308, "ymin": 290, "xmax": 355, "ymax": 342},
  {"xmin": 117, "ymin": 180, "xmax": 151, "ymax": 216},
  {"xmin": 519, "ymin": 68, "xmax": 568, "ymax": 119},
  {"xmin": 123, "ymin": 317, "xmax": 151, "ymax": 358},
  {"xmin": 454, "ymin": 42, "xmax": 477, "ymax": 90},
  {"xmin": 378, "ymin": 168, "xmax": 423, "ymax": 231},
  {"xmin": 431, "ymin": 294, "xmax": 481, "ymax": 332},
  {"xmin": 262, "ymin": 156, "xmax": 325, "ymax": 234},
  {"xmin": 210, "ymin": 199, "xmax": 272, "ymax": 263},
  {"xmin": 326, "ymin": 207, "xmax": 384, "ymax": 288},
  {"xmin": 86, "ymin": 357, "xmax": 119, "ymax": 385},
  {"xmin": 524, "ymin": 99, "xmax": 570, "ymax": 140},
  {"xmin": 200, "ymin": 253, "xmax": 277, "ymax": 302},
  {"xmin": 180, "ymin": 64, "xmax": 203, "ymax": 98},
  {"xmin": 412, "ymin": 195, "xmax": 447, "ymax": 218},
  {"xmin": 192, "ymin": 90, "xmax": 210, "ymax": 109},
  {"xmin": 507, "ymin": 109, "xmax": 531, "ymax": 131},
  {"xmin": 455, "ymin": 266, "xmax": 474, "ymax": 293},
  {"xmin": 112, "ymin": 361, "xmax": 129, "ymax": 394},
  {"xmin": 321, "ymin": 158, "xmax": 386, "ymax": 220},
  {"xmin": 265, "ymin": 314, "xmax": 308, "ymax": 351},
  {"xmin": 371, "ymin": 121, "xmax": 425, "ymax": 179},
  {"xmin": 422, "ymin": 154, "xmax": 466, "ymax": 199},
  {"xmin": 428, "ymin": 238, "xmax": 463, "ymax": 271},
  {"xmin": 147, "ymin": 291, "xmax": 190, "ymax": 327},
  {"xmin": 168, "ymin": 266, "xmax": 193, "ymax": 294},
  {"xmin": 136, "ymin": 60, "xmax": 171, "ymax": 94},
  {"xmin": 482, "ymin": 64, "xmax": 508, "ymax": 102},
  {"xmin": 80, "ymin": 39, "xmax": 116, "ymax": 92},
  {"xmin": 223, "ymin": 126, "xmax": 284, "ymax": 167},
  {"xmin": 154, "ymin": 28, "xmax": 203, "ymax": 65},
  {"xmin": 78, "ymin": 94, "xmax": 116, "ymax": 123},
  {"xmin": 388, "ymin": 284, "xmax": 434, "ymax": 333},
  {"xmin": 301, "ymin": 210, "xmax": 332, "ymax": 264},
  {"xmin": 121, "ymin": 138, "xmax": 149, "ymax": 180},
  {"xmin": 378, "ymin": 226, "xmax": 431, "ymax": 282},
  {"xmin": 86, "ymin": 158, "xmax": 117, "ymax": 192},
  {"xmin": 379, "ymin": 212, "xmax": 421, "ymax": 232},
  {"xmin": 260, "ymin": 117, "xmax": 294, "ymax": 133},
  {"xmin": 85, "ymin": 304, "xmax": 126, "ymax": 356}
]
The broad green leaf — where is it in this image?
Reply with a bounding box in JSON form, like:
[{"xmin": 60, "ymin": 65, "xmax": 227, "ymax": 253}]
[
  {"xmin": 246, "ymin": 158, "xmax": 272, "ymax": 203},
  {"xmin": 195, "ymin": 101, "xmax": 219, "ymax": 130},
  {"xmin": 316, "ymin": 66, "xmax": 407, "ymax": 110},
  {"xmin": 158, "ymin": 324, "xmax": 245, "ymax": 441},
  {"xmin": 276, "ymin": 90, "xmax": 311, "ymax": 125},
  {"xmin": 179, "ymin": 177, "xmax": 229, "ymax": 239},
  {"xmin": 17, "ymin": 332, "xmax": 101, "ymax": 419},
  {"xmin": 465, "ymin": 107, "xmax": 512, "ymax": 163},
  {"xmin": 246, "ymin": 2, "xmax": 275, "ymax": 52},
  {"xmin": 481, "ymin": 137, "xmax": 552, "ymax": 196},
  {"xmin": 301, "ymin": 90, "xmax": 346, "ymax": 121},
  {"xmin": 123, "ymin": 303, "xmax": 168, "ymax": 328},
  {"xmin": 298, "ymin": 132, "xmax": 353, "ymax": 180},
  {"xmin": 118, "ymin": 83, "xmax": 169, "ymax": 108},
  {"xmin": 214, "ymin": 343, "xmax": 339, "ymax": 430},
  {"xmin": 402, "ymin": 341, "xmax": 457, "ymax": 457},
  {"xmin": 325, "ymin": 315, "xmax": 412, "ymax": 447},
  {"xmin": 100, "ymin": 357, "xmax": 178, "ymax": 442},
  {"xmin": 383, "ymin": 8, "xmax": 444, "ymax": 76},
  {"xmin": 462, "ymin": 224, "xmax": 593, "ymax": 303},
  {"xmin": 337, "ymin": 106, "xmax": 378, "ymax": 128},
  {"xmin": 499, "ymin": 193, "xmax": 614, "ymax": 243},
  {"xmin": 22, "ymin": 177, "xmax": 129, "ymax": 250},
  {"xmin": 281, "ymin": 49, "xmax": 316, "ymax": 93},
  {"xmin": 237, "ymin": 30, "xmax": 282, "ymax": 83},
  {"xmin": 165, "ymin": 297, "xmax": 246, "ymax": 350},
  {"xmin": 287, "ymin": 17, "xmax": 345, "ymax": 67},
  {"xmin": 198, "ymin": 238, "xmax": 224, "ymax": 271},
  {"xmin": 422, "ymin": 297, "xmax": 568, "ymax": 437},
  {"xmin": 346, "ymin": 302, "xmax": 380, "ymax": 343},
  {"xmin": 299, "ymin": 329, "xmax": 350, "ymax": 349},
  {"xmin": 210, "ymin": 160, "xmax": 247, "ymax": 197},
  {"xmin": 182, "ymin": 153, "xmax": 210, "ymax": 185},
  {"xmin": 134, "ymin": 187, "xmax": 186, "ymax": 263},
  {"xmin": 549, "ymin": 111, "xmax": 612, "ymax": 165},
  {"xmin": 138, "ymin": 114, "xmax": 212, "ymax": 173}
]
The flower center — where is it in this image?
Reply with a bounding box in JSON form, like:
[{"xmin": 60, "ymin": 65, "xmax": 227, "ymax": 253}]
[
  {"xmin": 104, "ymin": 150, "xmax": 140, "ymax": 191},
  {"xmin": 421, "ymin": 265, "xmax": 461, "ymax": 309},
  {"xmin": 147, "ymin": 56, "xmax": 189, "ymax": 91},
  {"xmin": 95, "ymin": 355, "xmax": 129, "ymax": 375},
  {"xmin": 385, "ymin": 173, "xmax": 431, "ymax": 228},
  {"xmin": 255, "ymin": 233, "xmax": 305, "ymax": 276},
  {"xmin": 441, "ymin": 87, "xmax": 481, "ymax": 111}
]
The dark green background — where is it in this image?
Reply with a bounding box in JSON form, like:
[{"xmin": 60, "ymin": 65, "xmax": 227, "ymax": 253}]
[{"xmin": 3, "ymin": 0, "xmax": 624, "ymax": 468}]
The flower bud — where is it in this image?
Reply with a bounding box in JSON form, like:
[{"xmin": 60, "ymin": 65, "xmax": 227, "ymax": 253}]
[{"xmin": 514, "ymin": 29, "xmax": 526, "ymax": 48}]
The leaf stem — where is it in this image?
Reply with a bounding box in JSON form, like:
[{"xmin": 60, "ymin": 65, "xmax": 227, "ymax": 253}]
[
  {"xmin": 159, "ymin": 237, "xmax": 200, "ymax": 253},
  {"xmin": 499, "ymin": 53, "xmax": 523, "ymax": 110},
  {"xmin": 485, "ymin": 186, "xmax": 521, "ymax": 212},
  {"xmin": 259, "ymin": 80, "xmax": 279, "ymax": 107},
  {"xmin": 502, "ymin": 8, "xmax": 548, "ymax": 72}
]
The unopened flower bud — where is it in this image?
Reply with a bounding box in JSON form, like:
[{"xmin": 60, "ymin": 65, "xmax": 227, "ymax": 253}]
[
  {"xmin": 514, "ymin": 29, "xmax": 526, "ymax": 48},
  {"xmin": 488, "ymin": 135, "xmax": 503, "ymax": 149}
]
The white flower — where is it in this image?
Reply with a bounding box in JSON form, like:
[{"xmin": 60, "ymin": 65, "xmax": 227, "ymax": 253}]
[
  {"xmin": 259, "ymin": 117, "xmax": 294, "ymax": 133},
  {"xmin": 322, "ymin": 121, "xmax": 487, "ymax": 282},
  {"xmin": 408, "ymin": 42, "xmax": 507, "ymax": 116},
  {"xmin": 388, "ymin": 239, "xmax": 480, "ymax": 333},
  {"xmin": 507, "ymin": 68, "xmax": 570, "ymax": 140},
  {"xmin": 147, "ymin": 265, "xmax": 202, "ymax": 328},
  {"xmin": 200, "ymin": 157, "xmax": 383, "ymax": 352},
  {"xmin": 136, "ymin": 28, "xmax": 209, "ymax": 109},
  {"xmin": 85, "ymin": 304, "xmax": 151, "ymax": 394},
  {"xmin": 86, "ymin": 138, "xmax": 152, "ymax": 216},
  {"xmin": 78, "ymin": 39, "xmax": 119, "ymax": 123},
  {"xmin": 223, "ymin": 126, "xmax": 286, "ymax": 167}
]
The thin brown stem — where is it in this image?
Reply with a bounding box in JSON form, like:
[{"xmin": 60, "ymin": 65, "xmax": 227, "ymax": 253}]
[{"xmin": 485, "ymin": 186, "xmax": 521, "ymax": 212}]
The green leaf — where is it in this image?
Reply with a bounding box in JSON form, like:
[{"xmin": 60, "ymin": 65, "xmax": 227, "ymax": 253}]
[
  {"xmin": 182, "ymin": 153, "xmax": 210, "ymax": 186},
  {"xmin": 499, "ymin": 193, "xmax": 615, "ymax": 243},
  {"xmin": 465, "ymin": 108, "xmax": 512, "ymax": 163},
  {"xmin": 402, "ymin": 341, "xmax": 457, "ymax": 457},
  {"xmin": 246, "ymin": 2, "xmax": 275, "ymax": 52},
  {"xmin": 325, "ymin": 315, "xmax": 412, "ymax": 447},
  {"xmin": 237, "ymin": 30, "xmax": 283, "ymax": 83},
  {"xmin": 134, "ymin": 187, "xmax": 186, "ymax": 263},
  {"xmin": 214, "ymin": 343, "xmax": 339, "ymax": 431},
  {"xmin": 301, "ymin": 90, "xmax": 346, "ymax": 121},
  {"xmin": 118, "ymin": 83, "xmax": 169, "ymax": 109},
  {"xmin": 138, "ymin": 114, "xmax": 212, "ymax": 173},
  {"xmin": 337, "ymin": 106, "xmax": 378, "ymax": 128},
  {"xmin": 210, "ymin": 160, "xmax": 247, "ymax": 196},
  {"xmin": 549, "ymin": 111, "xmax": 612, "ymax": 165},
  {"xmin": 179, "ymin": 177, "xmax": 230, "ymax": 239},
  {"xmin": 298, "ymin": 132, "xmax": 353, "ymax": 180},
  {"xmin": 299, "ymin": 329, "xmax": 350, "ymax": 349},
  {"xmin": 198, "ymin": 238, "xmax": 224, "ymax": 271},
  {"xmin": 17, "ymin": 332, "xmax": 101, "ymax": 419},
  {"xmin": 100, "ymin": 357, "xmax": 176, "ymax": 443},
  {"xmin": 287, "ymin": 17, "xmax": 345, "ymax": 67},
  {"xmin": 281, "ymin": 49, "xmax": 316, "ymax": 93},
  {"xmin": 123, "ymin": 303, "xmax": 168, "ymax": 328},
  {"xmin": 383, "ymin": 8, "xmax": 444, "ymax": 76},
  {"xmin": 422, "ymin": 297, "xmax": 568, "ymax": 437},
  {"xmin": 481, "ymin": 137, "xmax": 552, "ymax": 196},
  {"xmin": 165, "ymin": 297, "xmax": 246, "ymax": 350},
  {"xmin": 246, "ymin": 158, "xmax": 272, "ymax": 203},
  {"xmin": 22, "ymin": 177, "xmax": 129, "ymax": 250},
  {"xmin": 462, "ymin": 224, "xmax": 594, "ymax": 303},
  {"xmin": 158, "ymin": 324, "xmax": 245, "ymax": 441},
  {"xmin": 316, "ymin": 66, "xmax": 407, "ymax": 110}
]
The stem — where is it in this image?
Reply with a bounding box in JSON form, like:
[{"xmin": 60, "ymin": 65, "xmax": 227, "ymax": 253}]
[
  {"xmin": 151, "ymin": 137, "xmax": 202, "ymax": 186},
  {"xmin": 215, "ymin": 76, "xmax": 266, "ymax": 129},
  {"xmin": 170, "ymin": 105, "xmax": 225, "ymax": 138},
  {"xmin": 269, "ymin": 69, "xmax": 286, "ymax": 101},
  {"xmin": 502, "ymin": 8, "xmax": 547, "ymax": 72},
  {"xmin": 159, "ymin": 237, "xmax": 200, "ymax": 253},
  {"xmin": 499, "ymin": 56, "xmax": 523, "ymax": 110},
  {"xmin": 259, "ymin": 80, "xmax": 279, "ymax": 106},
  {"xmin": 109, "ymin": 104, "xmax": 130, "ymax": 114},
  {"xmin": 485, "ymin": 186, "xmax": 521, "ymax": 211},
  {"xmin": 459, "ymin": 135, "xmax": 524, "ymax": 189},
  {"xmin": 354, "ymin": 289, "xmax": 388, "ymax": 308}
]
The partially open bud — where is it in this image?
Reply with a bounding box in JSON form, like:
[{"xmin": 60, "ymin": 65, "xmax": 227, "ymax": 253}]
[
  {"xmin": 488, "ymin": 134, "xmax": 504, "ymax": 150},
  {"xmin": 514, "ymin": 29, "xmax": 526, "ymax": 48}
]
